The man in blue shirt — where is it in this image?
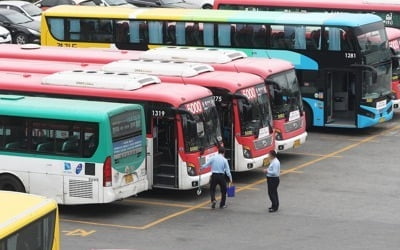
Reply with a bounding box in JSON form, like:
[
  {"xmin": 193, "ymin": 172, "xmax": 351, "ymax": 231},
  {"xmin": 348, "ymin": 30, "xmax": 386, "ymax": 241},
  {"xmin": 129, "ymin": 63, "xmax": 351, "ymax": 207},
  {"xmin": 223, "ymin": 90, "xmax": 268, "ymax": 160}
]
[
  {"xmin": 264, "ymin": 150, "xmax": 280, "ymax": 212},
  {"xmin": 202, "ymin": 147, "xmax": 232, "ymax": 209}
]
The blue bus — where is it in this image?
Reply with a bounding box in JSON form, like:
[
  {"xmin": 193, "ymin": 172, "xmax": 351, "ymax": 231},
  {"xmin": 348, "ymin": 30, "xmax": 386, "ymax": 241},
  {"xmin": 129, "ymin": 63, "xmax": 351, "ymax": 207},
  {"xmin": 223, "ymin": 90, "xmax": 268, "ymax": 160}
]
[{"xmin": 41, "ymin": 6, "xmax": 394, "ymax": 128}]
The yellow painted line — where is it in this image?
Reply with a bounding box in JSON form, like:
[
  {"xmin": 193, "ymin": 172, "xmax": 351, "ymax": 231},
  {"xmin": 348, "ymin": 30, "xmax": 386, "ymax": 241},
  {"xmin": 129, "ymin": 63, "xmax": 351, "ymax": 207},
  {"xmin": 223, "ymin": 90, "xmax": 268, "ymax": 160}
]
[
  {"xmin": 61, "ymin": 218, "xmax": 143, "ymax": 230},
  {"xmin": 123, "ymin": 199, "xmax": 209, "ymax": 209},
  {"xmin": 285, "ymin": 152, "xmax": 342, "ymax": 158},
  {"xmin": 62, "ymin": 124, "xmax": 400, "ymax": 230}
]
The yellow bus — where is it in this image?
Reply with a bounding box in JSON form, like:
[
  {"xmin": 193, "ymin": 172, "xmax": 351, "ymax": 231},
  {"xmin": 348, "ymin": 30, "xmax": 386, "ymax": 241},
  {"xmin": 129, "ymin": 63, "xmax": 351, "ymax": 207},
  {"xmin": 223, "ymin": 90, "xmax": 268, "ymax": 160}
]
[{"xmin": 0, "ymin": 191, "xmax": 60, "ymax": 250}]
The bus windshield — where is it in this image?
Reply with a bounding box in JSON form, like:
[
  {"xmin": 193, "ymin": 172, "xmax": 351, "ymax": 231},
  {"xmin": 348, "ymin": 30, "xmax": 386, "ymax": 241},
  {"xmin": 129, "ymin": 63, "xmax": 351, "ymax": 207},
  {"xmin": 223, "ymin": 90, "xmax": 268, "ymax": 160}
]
[
  {"xmin": 362, "ymin": 66, "xmax": 392, "ymax": 99},
  {"xmin": 267, "ymin": 70, "xmax": 303, "ymax": 119},
  {"xmin": 0, "ymin": 210, "xmax": 57, "ymax": 250},
  {"xmin": 182, "ymin": 96, "xmax": 222, "ymax": 152},
  {"xmin": 356, "ymin": 26, "xmax": 390, "ymax": 62},
  {"xmin": 110, "ymin": 109, "xmax": 144, "ymax": 170},
  {"xmin": 238, "ymin": 84, "xmax": 271, "ymax": 137}
]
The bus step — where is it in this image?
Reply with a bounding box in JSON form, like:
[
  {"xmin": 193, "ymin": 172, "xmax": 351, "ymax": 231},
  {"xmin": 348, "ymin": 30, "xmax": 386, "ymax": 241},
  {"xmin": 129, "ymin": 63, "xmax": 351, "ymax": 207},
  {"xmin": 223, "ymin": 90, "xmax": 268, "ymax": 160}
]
[
  {"xmin": 152, "ymin": 183, "xmax": 177, "ymax": 190},
  {"xmin": 157, "ymin": 164, "xmax": 176, "ymax": 175},
  {"xmin": 154, "ymin": 173, "xmax": 176, "ymax": 186}
]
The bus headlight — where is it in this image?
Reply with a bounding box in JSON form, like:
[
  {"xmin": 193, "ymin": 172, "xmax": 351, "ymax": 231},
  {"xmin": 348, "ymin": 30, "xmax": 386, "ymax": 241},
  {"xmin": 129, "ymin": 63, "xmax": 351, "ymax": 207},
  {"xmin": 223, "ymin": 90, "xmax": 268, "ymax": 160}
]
[
  {"xmin": 243, "ymin": 146, "xmax": 252, "ymax": 159},
  {"xmin": 186, "ymin": 163, "xmax": 196, "ymax": 176},
  {"xmin": 275, "ymin": 129, "xmax": 282, "ymax": 140},
  {"xmin": 359, "ymin": 108, "xmax": 375, "ymax": 118}
]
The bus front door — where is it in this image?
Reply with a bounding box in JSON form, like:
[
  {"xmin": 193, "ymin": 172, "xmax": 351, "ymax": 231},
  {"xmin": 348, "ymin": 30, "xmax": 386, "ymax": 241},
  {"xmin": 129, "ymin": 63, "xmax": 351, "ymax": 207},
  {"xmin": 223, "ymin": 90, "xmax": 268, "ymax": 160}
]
[
  {"xmin": 325, "ymin": 70, "xmax": 357, "ymax": 128},
  {"xmin": 153, "ymin": 117, "xmax": 178, "ymax": 189}
]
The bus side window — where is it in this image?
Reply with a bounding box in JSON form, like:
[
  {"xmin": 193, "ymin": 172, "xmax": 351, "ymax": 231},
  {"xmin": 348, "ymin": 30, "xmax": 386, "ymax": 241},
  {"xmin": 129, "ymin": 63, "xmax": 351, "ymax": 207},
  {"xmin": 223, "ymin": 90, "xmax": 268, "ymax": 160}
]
[
  {"xmin": 61, "ymin": 135, "xmax": 80, "ymax": 154},
  {"xmin": 84, "ymin": 135, "xmax": 98, "ymax": 157},
  {"xmin": 139, "ymin": 23, "xmax": 149, "ymax": 43},
  {"xmin": 325, "ymin": 27, "xmax": 341, "ymax": 51},
  {"xmin": 116, "ymin": 22, "xmax": 129, "ymax": 43},
  {"xmin": 254, "ymin": 26, "xmax": 267, "ymax": 48},
  {"xmin": 236, "ymin": 25, "xmax": 254, "ymax": 47},
  {"xmin": 48, "ymin": 18, "xmax": 65, "ymax": 40},
  {"xmin": 185, "ymin": 24, "xmax": 194, "ymax": 45},
  {"xmin": 148, "ymin": 21, "xmax": 163, "ymax": 44},
  {"xmin": 203, "ymin": 23, "xmax": 214, "ymax": 46},
  {"xmin": 166, "ymin": 24, "xmax": 176, "ymax": 45},
  {"xmin": 218, "ymin": 23, "xmax": 232, "ymax": 46},
  {"xmin": 36, "ymin": 142, "xmax": 53, "ymax": 152},
  {"xmin": 81, "ymin": 21, "xmax": 96, "ymax": 41},
  {"xmin": 69, "ymin": 19, "xmax": 81, "ymax": 40}
]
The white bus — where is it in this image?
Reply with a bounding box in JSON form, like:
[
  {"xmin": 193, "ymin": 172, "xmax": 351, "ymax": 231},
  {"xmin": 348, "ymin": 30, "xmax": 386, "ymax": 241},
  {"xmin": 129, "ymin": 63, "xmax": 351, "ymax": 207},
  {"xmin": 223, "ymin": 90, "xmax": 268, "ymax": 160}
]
[{"xmin": 0, "ymin": 94, "xmax": 147, "ymax": 204}]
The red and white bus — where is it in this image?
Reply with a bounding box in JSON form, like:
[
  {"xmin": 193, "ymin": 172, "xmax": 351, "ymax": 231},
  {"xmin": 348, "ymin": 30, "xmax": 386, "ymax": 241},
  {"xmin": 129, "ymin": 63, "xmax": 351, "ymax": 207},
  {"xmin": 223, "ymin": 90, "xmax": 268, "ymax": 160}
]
[
  {"xmin": 0, "ymin": 69, "xmax": 223, "ymax": 192},
  {"xmin": 214, "ymin": 0, "xmax": 400, "ymax": 112},
  {"xmin": 0, "ymin": 56, "xmax": 274, "ymax": 172},
  {"xmin": 101, "ymin": 59, "xmax": 275, "ymax": 171},
  {"xmin": 387, "ymin": 27, "xmax": 400, "ymax": 110},
  {"xmin": 0, "ymin": 44, "xmax": 307, "ymax": 151},
  {"xmin": 139, "ymin": 47, "xmax": 307, "ymax": 151}
]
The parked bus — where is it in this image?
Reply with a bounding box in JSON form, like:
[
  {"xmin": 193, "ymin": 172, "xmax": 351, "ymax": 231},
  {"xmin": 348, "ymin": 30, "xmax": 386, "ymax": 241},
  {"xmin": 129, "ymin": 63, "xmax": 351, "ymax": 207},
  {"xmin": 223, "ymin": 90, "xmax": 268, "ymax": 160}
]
[
  {"xmin": 0, "ymin": 44, "xmax": 307, "ymax": 151},
  {"xmin": 102, "ymin": 60, "xmax": 274, "ymax": 171},
  {"xmin": 0, "ymin": 70, "xmax": 222, "ymax": 192},
  {"xmin": 0, "ymin": 191, "xmax": 60, "ymax": 250},
  {"xmin": 40, "ymin": 6, "xmax": 394, "ymax": 128},
  {"xmin": 214, "ymin": 0, "xmax": 400, "ymax": 28},
  {"xmin": 0, "ymin": 56, "xmax": 273, "ymax": 172},
  {"xmin": 387, "ymin": 27, "xmax": 400, "ymax": 110},
  {"xmin": 214, "ymin": 0, "xmax": 400, "ymax": 111},
  {"xmin": 0, "ymin": 94, "xmax": 148, "ymax": 204},
  {"xmin": 139, "ymin": 46, "xmax": 307, "ymax": 151}
]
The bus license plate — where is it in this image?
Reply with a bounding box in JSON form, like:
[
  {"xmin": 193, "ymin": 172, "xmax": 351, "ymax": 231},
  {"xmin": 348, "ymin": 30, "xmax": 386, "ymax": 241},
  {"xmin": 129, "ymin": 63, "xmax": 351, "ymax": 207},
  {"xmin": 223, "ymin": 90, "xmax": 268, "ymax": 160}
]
[
  {"xmin": 379, "ymin": 117, "xmax": 385, "ymax": 123},
  {"xmin": 263, "ymin": 157, "xmax": 270, "ymax": 167},
  {"xmin": 124, "ymin": 174, "xmax": 133, "ymax": 183},
  {"xmin": 293, "ymin": 139, "xmax": 301, "ymax": 148}
]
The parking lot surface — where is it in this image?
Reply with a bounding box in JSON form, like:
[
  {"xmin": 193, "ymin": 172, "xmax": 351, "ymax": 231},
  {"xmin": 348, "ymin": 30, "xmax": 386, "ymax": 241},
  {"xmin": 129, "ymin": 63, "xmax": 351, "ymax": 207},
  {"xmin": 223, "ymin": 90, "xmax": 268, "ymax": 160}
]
[{"xmin": 60, "ymin": 114, "xmax": 400, "ymax": 250}]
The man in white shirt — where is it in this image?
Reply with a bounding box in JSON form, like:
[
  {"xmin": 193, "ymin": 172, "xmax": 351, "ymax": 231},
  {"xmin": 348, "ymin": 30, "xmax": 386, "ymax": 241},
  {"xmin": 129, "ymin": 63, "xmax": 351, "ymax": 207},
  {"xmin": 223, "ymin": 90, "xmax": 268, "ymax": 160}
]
[{"xmin": 264, "ymin": 150, "xmax": 280, "ymax": 212}]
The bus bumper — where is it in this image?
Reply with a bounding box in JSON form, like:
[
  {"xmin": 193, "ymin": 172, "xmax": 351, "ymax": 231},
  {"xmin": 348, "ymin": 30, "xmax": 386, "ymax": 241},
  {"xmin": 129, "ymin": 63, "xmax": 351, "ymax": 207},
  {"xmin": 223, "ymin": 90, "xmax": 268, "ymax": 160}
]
[
  {"xmin": 276, "ymin": 131, "xmax": 308, "ymax": 152},
  {"xmin": 358, "ymin": 102, "xmax": 393, "ymax": 128},
  {"xmin": 104, "ymin": 179, "xmax": 149, "ymax": 203}
]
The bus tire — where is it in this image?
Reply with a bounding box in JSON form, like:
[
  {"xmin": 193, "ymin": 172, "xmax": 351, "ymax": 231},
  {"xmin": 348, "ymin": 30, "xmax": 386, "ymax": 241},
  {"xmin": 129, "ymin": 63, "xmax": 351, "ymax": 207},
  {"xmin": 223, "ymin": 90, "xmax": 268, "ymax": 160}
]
[
  {"xmin": 0, "ymin": 174, "xmax": 26, "ymax": 192},
  {"xmin": 303, "ymin": 104, "xmax": 313, "ymax": 130},
  {"xmin": 202, "ymin": 4, "xmax": 213, "ymax": 9}
]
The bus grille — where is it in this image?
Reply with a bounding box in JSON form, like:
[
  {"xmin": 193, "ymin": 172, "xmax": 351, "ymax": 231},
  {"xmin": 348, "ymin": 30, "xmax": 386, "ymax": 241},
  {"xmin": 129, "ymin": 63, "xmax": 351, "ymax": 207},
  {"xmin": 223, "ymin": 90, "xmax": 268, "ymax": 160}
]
[
  {"xmin": 285, "ymin": 119, "xmax": 303, "ymax": 133},
  {"xmin": 254, "ymin": 134, "xmax": 273, "ymax": 150},
  {"xmin": 69, "ymin": 179, "xmax": 93, "ymax": 199}
]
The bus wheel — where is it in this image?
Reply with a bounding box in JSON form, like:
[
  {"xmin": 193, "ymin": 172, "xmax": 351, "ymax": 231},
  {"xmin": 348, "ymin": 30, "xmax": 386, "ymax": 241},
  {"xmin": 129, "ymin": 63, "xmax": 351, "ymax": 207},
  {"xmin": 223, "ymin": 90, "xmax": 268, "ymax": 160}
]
[
  {"xmin": 303, "ymin": 104, "xmax": 313, "ymax": 130},
  {"xmin": 0, "ymin": 174, "xmax": 26, "ymax": 192},
  {"xmin": 202, "ymin": 4, "xmax": 213, "ymax": 9}
]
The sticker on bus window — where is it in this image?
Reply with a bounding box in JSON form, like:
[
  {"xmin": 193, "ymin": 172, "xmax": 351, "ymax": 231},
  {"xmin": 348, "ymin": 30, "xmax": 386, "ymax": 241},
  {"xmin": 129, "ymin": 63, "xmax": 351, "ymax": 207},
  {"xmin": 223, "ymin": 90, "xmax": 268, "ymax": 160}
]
[
  {"xmin": 185, "ymin": 101, "xmax": 203, "ymax": 114},
  {"xmin": 289, "ymin": 110, "xmax": 300, "ymax": 121},
  {"xmin": 376, "ymin": 100, "xmax": 387, "ymax": 110},
  {"xmin": 241, "ymin": 87, "xmax": 257, "ymax": 100},
  {"xmin": 258, "ymin": 127, "xmax": 270, "ymax": 139}
]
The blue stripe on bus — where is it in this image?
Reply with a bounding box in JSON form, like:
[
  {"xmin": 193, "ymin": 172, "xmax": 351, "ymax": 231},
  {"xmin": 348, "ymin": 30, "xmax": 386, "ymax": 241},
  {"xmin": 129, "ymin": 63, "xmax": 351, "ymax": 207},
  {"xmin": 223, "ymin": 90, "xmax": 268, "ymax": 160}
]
[
  {"xmin": 227, "ymin": 11, "xmax": 382, "ymax": 27},
  {"xmin": 324, "ymin": 13, "xmax": 383, "ymax": 26},
  {"xmin": 303, "ymin": 97, "xmax": 324, "ymax": 127},
  {"xmin": 247, "ymin": 50, "xmax": 318, "ymax": 70}
]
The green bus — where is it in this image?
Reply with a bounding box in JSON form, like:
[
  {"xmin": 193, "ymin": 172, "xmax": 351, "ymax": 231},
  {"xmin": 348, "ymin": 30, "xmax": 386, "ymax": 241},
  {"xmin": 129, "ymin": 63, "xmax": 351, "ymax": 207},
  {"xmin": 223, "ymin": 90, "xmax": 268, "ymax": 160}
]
[{"xmin": 0, "ymin": 94, "xmax": 147, "ymax": 204}]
